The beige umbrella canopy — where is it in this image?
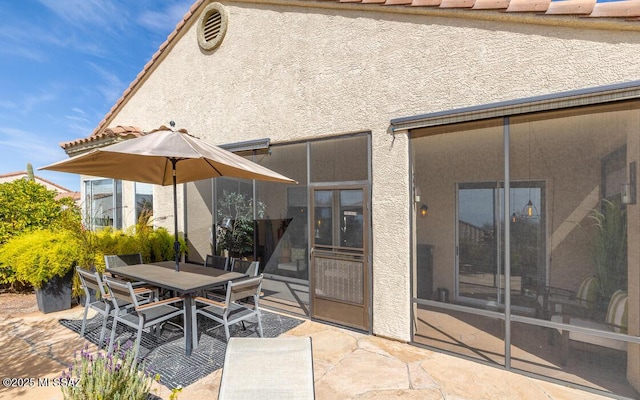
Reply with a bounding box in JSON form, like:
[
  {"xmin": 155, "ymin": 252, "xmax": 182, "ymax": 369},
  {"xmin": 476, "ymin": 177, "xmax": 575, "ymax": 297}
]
[
  {"xmin": 41, "ymin": 125, "xmax": 296, "ymax": 271},
  {"xmin": 41, "ymin": 126, "xmax": 296, "ymax": 185}
]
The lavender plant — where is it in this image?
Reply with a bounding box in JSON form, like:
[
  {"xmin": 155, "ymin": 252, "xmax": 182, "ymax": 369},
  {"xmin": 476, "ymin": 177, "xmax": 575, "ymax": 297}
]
[{"xmin": 60, "ymin": 342, "xmax": 159, "ymax": 400}]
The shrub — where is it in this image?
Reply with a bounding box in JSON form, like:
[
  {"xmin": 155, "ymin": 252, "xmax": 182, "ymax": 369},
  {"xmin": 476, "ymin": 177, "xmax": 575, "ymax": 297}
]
[
  {"xmin": 60, "ymin": 343, "xmax": 158, "ymax": 400},
  {"xmin": 0, "ymin": 229, "xmax": 82, "ymax": 289},
  {"xmin": 0, "ymin": 211, "xmax": 186, "ymax": 292},
  {"xmin": 0, "ymin": 179, "xmax": 76, "ymax": 244}
]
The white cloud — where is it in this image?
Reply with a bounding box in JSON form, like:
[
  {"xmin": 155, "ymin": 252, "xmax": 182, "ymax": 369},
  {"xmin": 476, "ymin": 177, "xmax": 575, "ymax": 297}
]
[
  {"xmin": 0, "ymin": 126, "xmax": 65, "ymax": 163},
  {"xmin": 88, "ymin": 62, "xmax": 127, "ymax": 104},
  {"xmin": 138, "ymin": 1, "xmax": 192, "ymax": 33},
  {"xmin": 0, "ymin": 23, "xmax": 49, "ymax": 61},
  {"xmin": 64, "ymin": 113, "xmax": 93, "ymax": 137},
  {"xmin": 37, "ymin": 0, "xmax": 124, "ymax": 32},
  {"xmin": 22, "ymin": 92, "xmax": 57, "ymax": 115},
  {"xmin": 0, "ymin": 100, "xmax": 17, "ymax": 109}
]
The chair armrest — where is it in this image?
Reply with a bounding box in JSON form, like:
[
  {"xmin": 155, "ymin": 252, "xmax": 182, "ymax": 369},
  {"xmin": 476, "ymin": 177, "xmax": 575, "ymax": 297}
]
[
  {"xmin": 133, "ymin": 287, "xmax": 155, "ymax": 295},
  {"xmin": 135, "ymin": 297, "xmax": 183, "ymax": 311},
  {"xmin": 195, "ymin": 296, "xmax": 226, "ymax": 308}
]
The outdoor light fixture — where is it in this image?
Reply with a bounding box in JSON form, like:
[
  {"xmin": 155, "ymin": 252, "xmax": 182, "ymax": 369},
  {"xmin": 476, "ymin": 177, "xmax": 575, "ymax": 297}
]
[
  {"xmin": 621, "ymin": 162, "xmax": 637, "ymax": 205},
  {"xmin": 420, "ymin": 204, "xmax": 428, "ymax": 218}
]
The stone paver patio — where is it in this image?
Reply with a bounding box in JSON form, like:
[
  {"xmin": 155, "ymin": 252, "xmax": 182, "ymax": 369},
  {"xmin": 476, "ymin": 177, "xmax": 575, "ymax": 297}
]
[{"xmin": 0, "ymin": 296, "xmax": 611, "ymax": 400}]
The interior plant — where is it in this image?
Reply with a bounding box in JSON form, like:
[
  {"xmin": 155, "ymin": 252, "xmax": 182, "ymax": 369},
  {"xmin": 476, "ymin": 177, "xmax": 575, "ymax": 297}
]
[
  {"xmin": 216, "ymin": 190, "xmax": 265, "ymax": 257},
  {"xmin": 589, "ymin": 198, "xmax": 627, "ymax": 301},
  {"xmin": 60, "ymin": 342, "xmax": 160, "ymax": 400}
]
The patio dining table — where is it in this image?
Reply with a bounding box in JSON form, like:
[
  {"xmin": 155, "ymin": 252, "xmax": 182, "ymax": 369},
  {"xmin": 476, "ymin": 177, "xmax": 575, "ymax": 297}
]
[{"xmin": 105, "ymin": 261, "xmax": 247, "ymax": 356}]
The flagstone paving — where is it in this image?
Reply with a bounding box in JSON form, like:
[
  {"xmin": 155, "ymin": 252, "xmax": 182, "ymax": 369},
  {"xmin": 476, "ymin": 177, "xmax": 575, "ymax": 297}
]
[{"xmin": 0, "ymin": 294, "xmax": 612, "ymax": 400}]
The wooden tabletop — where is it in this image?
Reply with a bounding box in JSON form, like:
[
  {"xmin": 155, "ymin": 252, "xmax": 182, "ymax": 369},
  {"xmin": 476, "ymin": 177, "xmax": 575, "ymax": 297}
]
[{"xmin": 106, "ymin": 261, "xmax": 246, "ymax": 294}]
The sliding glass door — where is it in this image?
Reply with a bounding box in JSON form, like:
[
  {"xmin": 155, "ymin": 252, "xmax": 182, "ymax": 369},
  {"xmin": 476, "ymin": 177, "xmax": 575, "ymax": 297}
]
[{"xmin": 457, "ymin": 182, "xmax": 545, "ymax": 312}]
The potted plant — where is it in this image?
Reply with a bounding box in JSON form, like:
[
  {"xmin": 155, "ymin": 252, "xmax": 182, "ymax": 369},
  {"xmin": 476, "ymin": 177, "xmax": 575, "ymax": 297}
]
[
  {"xmin": 589, "ymin": 199, "xmax": 627, "ymax": 306},
  {"xmin": 0, "ymin": 229, "xmax": 83, "ymax": 313},
  {"xmin": 216, "ymin": 190, "xmax": 265, "ymax": 257}
]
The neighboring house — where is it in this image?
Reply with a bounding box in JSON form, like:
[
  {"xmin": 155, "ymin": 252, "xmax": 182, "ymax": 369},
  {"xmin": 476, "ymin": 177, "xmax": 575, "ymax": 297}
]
[
  {"xmin": 0, "ymin": 171, "xmax": 80, "ymax": 204},
  {"xmin": 58, "ymin": 0, "xmax": 640, "ymax": 397}
]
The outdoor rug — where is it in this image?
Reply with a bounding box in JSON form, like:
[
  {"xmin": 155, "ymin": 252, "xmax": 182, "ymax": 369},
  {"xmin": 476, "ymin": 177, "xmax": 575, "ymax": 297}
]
[{"xmin": 59, "ymin": 310, "xmax": 304, "ymax": 388}]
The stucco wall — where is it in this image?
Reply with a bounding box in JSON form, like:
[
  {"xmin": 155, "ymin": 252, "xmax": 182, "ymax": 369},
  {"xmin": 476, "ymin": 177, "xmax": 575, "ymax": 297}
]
[{"xmin": 106, "ymin": 1, "xmax": 640, "ymax": 341}]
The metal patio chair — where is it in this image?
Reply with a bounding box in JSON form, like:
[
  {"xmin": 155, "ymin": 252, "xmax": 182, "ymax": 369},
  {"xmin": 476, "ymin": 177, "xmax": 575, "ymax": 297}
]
[
  {"xmin": 103, "ymin": 276, "xmax": 185, "ymax": 360},
  {"xmin": 231, "ymin": 259, "xmax": 260, "ymax": 277},
  {"xmin": 194, "ymin": 274, "xmax": 264, "ymax": 341},
  {"xmin": 76, "ymin": 267, "xmax": 155, "ymax": 348},
  {"xmin": 104, "ymin": 253, "xmax": 160, "ymax": 299},
  {"xmin": 205, "ymin": 254, "xmax": 229, "ymax": 271}
]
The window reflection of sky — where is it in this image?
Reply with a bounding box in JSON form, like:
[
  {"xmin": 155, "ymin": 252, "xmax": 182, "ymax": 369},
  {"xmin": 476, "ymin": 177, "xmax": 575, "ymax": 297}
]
[{"xmin": 459, "ymin": 187, "xmax": 541, "ymax": 228}]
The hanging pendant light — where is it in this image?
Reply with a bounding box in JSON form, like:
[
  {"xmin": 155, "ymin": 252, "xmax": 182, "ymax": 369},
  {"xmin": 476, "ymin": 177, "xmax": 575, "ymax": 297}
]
[
  {"xmin": 522, "ymin": 199, "xmax": 539, "ymax": 219},
  {"xmin": 522, "ymin": 127, "xmax": 539, "ymax": 219}
]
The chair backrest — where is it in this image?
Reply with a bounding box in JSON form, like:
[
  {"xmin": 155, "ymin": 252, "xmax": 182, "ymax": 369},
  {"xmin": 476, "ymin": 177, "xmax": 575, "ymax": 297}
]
[
  {"xmin": 606, "ymin": 290, "xmax": 628, "ymax": 334},
  {"xmin": 205, "ymin": 254, "xmax": 229, "ymax": 271},
  {"xmin": 103, "ymin": 276, "xmax": 139, "ymax": 310},
  {"xmin": 232, "ymin": 259, "xmax": 260, "ymax": 276},
  {"xmin": 76, "ymin": 267, "xmax": 108, "ymax": 299},
  {"xmin": 576, "ymin": 276, "xmax": 599, "ymax": 308},
  {"xmin": 227, "ymin": 275, "xmax": 263, "ymax": 304},
  {"xmin": 104, "ymin": 253, "xmax": 143, "ymax": 268}
]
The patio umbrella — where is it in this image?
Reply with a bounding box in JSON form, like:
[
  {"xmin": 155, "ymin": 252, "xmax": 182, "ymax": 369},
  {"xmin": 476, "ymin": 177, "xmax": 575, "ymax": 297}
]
[{"xmin": 40, "ymin": 125, "xmax": 296, "ymax": 272}]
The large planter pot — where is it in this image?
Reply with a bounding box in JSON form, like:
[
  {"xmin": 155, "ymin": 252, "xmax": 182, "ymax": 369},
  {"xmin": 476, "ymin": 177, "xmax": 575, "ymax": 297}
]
[{"xmin": 35, "ymin": 270, "xmax": 73, "ymax": 314}]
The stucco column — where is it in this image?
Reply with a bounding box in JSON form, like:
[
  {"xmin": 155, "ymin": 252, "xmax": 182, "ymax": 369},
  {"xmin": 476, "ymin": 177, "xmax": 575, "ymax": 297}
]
[{"xmin": 371, "ymin": 128, "xmax": 411, "ymax": 342}]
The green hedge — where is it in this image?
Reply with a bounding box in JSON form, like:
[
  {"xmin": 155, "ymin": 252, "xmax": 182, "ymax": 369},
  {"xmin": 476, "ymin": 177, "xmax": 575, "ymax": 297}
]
[{"xmin": 0, "ymin": 223, "xmax": 186, "ymax": 292}]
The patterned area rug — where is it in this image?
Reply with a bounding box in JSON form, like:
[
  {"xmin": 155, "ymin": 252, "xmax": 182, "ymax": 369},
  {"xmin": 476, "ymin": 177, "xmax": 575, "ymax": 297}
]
[{"xmin": 59, "ymin": 309, "xmax": 303, "ymax": 388}]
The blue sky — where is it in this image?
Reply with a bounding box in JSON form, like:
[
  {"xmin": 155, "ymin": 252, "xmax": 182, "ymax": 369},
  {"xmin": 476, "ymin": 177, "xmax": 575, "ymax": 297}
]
[{"xmin": 0, "ymin": 0, "xmax": 193, "ymax": 191}]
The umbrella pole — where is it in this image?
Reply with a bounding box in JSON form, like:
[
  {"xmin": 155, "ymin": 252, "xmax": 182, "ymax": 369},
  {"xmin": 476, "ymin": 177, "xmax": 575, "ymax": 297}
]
[{"xmin": 172, "ymin": 158, "xmax": 180, "ymax": 272}]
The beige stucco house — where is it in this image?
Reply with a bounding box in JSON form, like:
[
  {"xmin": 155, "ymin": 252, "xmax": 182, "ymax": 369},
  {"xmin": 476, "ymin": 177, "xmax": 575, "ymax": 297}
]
[{"xmin": 60, "ymin": 0, "xmax": 640, "ymax": 397}]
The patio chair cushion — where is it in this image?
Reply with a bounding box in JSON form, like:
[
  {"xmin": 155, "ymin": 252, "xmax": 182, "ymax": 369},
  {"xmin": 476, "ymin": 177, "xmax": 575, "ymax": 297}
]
[
  {"xmin": 576, "ymin": 276, "xmax": 600, "ymax": 308},
  {"xmin": 218, "ymin": 337, "xmax": 315, "ymax": 400},
  {"xmin": 551, "ymin": 290, "xmax": 628, "ymax": 353},
  {"xmin": 605, "ymin": 290, "xmax": 628, "ymax": 334}
]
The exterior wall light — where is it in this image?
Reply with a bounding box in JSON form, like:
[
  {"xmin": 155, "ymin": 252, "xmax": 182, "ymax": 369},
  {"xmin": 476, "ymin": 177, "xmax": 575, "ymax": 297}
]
[{"xmin": 420, "ymin": 204, "xmax": 428, "ymax": 218}]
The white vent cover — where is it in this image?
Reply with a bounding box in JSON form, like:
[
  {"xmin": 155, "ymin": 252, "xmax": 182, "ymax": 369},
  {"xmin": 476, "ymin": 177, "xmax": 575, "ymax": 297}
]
[{"xmin": 197, "ymin": 3, "xmax": 228, "ymax": 51}]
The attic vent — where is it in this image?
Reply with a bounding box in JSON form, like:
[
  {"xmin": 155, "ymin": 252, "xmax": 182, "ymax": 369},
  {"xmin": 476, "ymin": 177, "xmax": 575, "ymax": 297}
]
[
  {"xmin": 197, "ymin": 3, "xmax": 228, "ymax": 51},
  {"xmin": 204, "ymin": 11, "xmax": 222, "ymax": 42}
]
